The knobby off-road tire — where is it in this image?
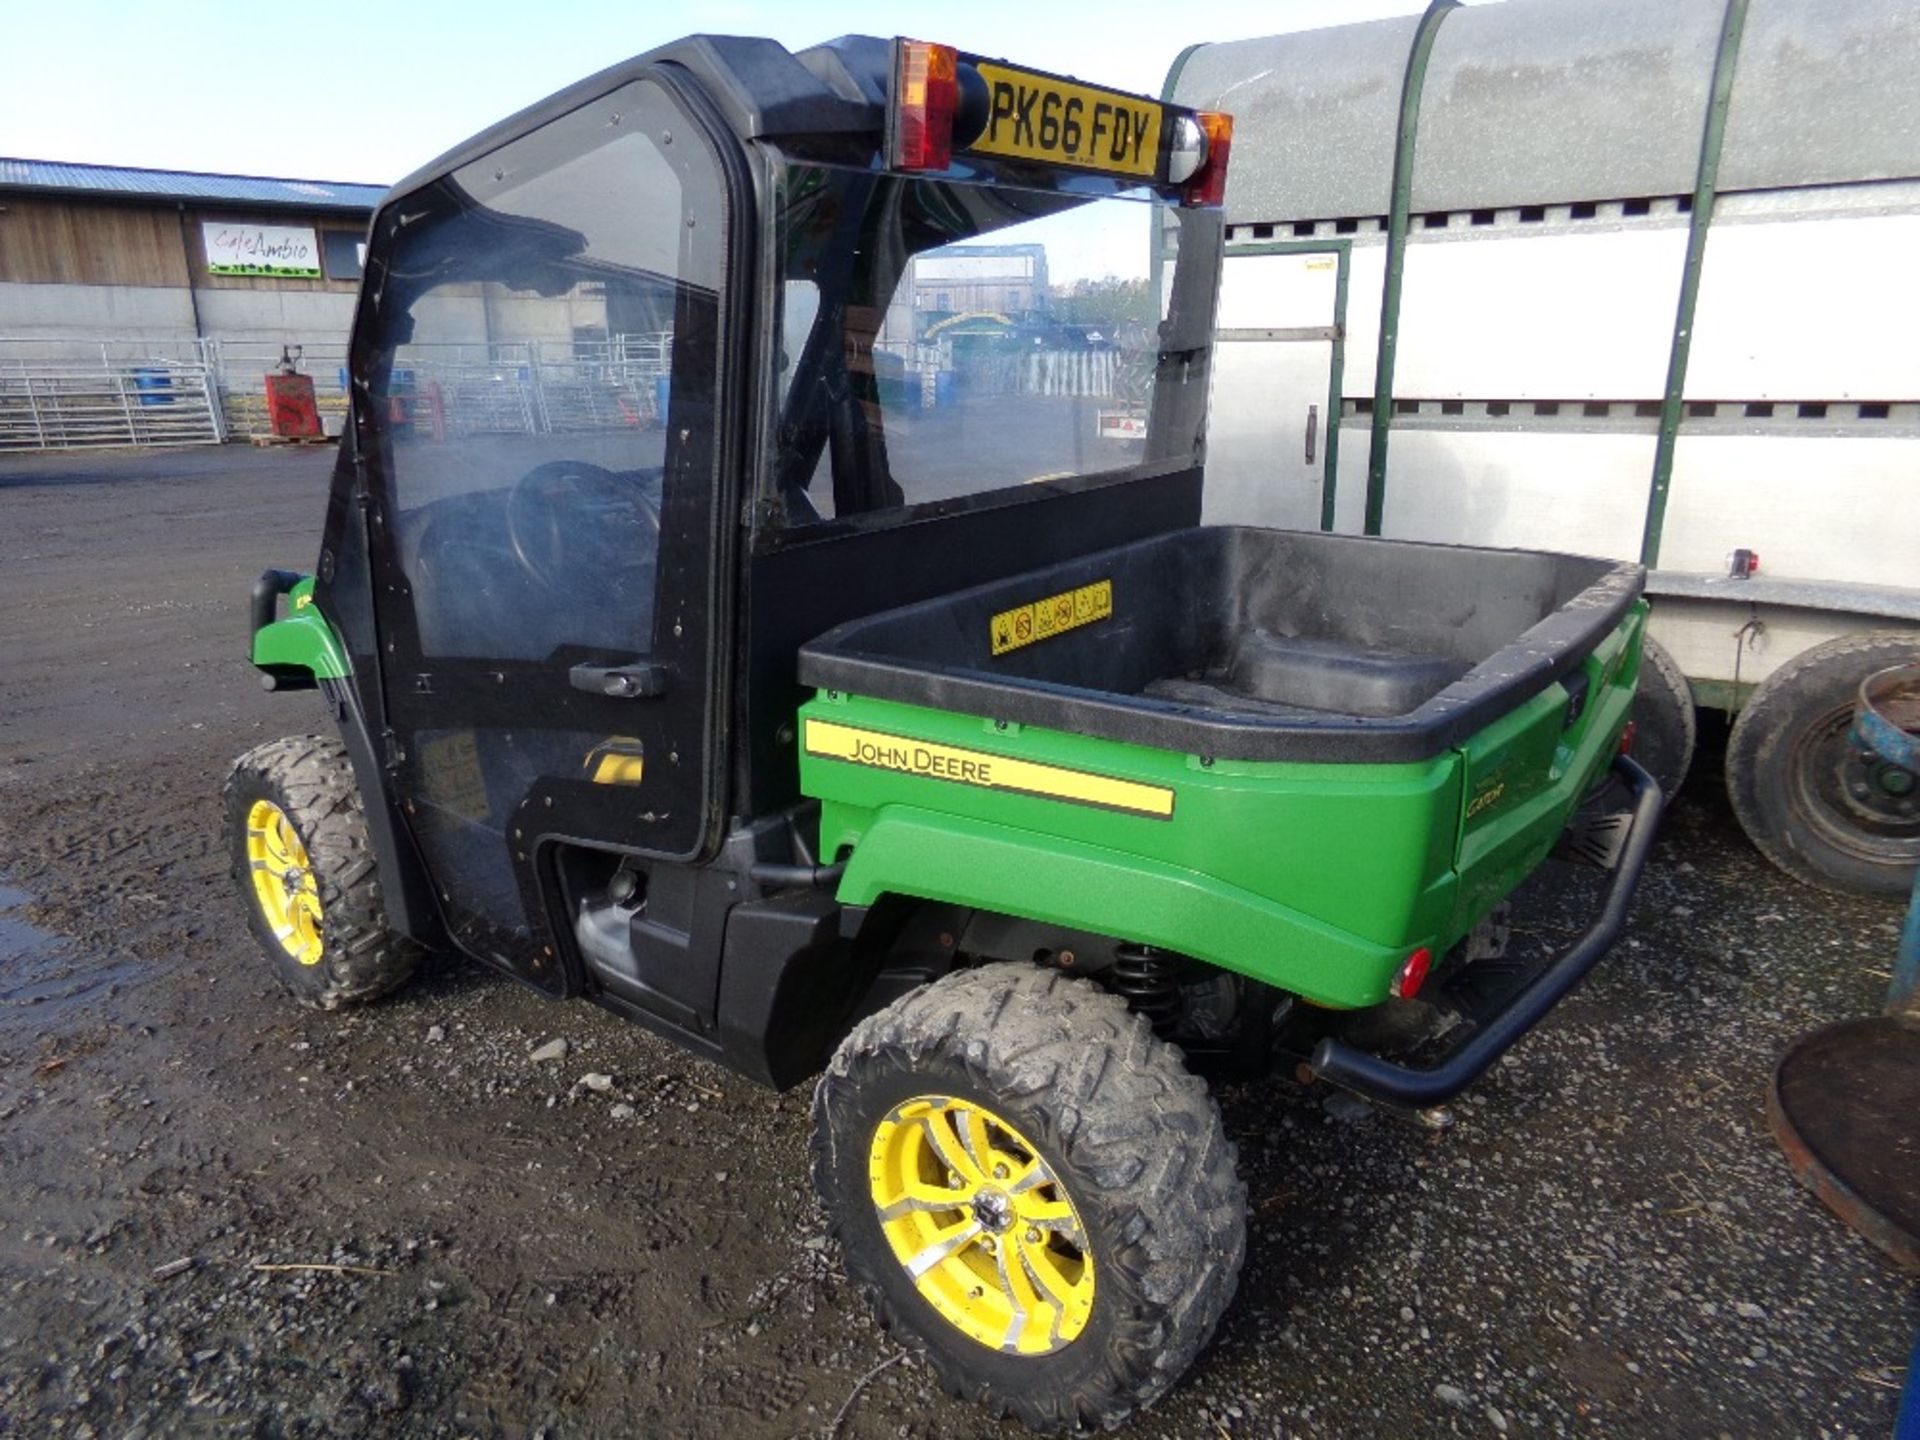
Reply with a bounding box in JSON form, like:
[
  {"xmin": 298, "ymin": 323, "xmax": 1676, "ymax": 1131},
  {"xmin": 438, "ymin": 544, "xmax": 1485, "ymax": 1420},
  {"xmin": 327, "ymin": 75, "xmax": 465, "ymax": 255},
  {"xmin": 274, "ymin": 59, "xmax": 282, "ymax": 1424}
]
[
  {"xmin": 1726, "ymin": 631, "xmax": 1920, "ymax": 898},
  {"xmin": 224, "ymin": 734, "xmax": 421, "ymax": 1009},
  {"xmin": 1629, "ymin": 635, "xmax": 1698, "ymax": 804},
  {"xmin": 811, "ymin": 963, "xmax": 1246, "ymax": 1432}
]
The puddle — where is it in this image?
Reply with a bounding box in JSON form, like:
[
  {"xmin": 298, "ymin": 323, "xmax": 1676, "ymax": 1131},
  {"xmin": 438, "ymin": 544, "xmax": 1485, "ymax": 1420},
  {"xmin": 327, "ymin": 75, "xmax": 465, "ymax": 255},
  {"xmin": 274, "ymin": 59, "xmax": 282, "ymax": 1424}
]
[
  {"xmin": 0, "ymin": 882, "xmax": 55, "ymax": 962},
  {"xmin": 0, "ymin": 879, "xmax": 140, "ymax": 1014}
]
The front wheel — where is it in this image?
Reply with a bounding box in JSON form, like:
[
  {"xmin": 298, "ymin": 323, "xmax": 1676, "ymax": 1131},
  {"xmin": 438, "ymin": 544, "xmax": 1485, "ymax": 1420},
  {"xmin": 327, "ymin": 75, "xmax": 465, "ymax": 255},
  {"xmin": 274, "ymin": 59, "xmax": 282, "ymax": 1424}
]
[
  {"xmin": 811, "ymin": 964, "xmax": 1245, "ymax": 1432},
  {"xmin": 224, "ymin": 735, "xmax": 421, "ymax": 1009}
]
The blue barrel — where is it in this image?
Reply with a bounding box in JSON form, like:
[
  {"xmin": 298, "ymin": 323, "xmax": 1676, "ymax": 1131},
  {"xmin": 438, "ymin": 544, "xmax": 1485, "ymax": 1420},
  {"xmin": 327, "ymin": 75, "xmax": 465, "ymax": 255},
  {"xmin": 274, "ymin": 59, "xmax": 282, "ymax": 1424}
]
[
  {"xmin": 934, "ymin": 369, "xmax": 957, "ymax": 407},
  {"xmin": 132, "ymin": 367, "xmax": 174, "ymax": 406},
  {"xmin": 654, "ymin": 375, "xmax": 671, "ymax": 424}
]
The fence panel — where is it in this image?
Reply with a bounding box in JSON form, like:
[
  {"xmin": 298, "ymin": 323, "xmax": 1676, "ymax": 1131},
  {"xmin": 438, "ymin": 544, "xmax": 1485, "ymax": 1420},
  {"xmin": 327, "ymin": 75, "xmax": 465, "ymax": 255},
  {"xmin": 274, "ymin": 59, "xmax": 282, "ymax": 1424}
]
[
  {"xmin": 0, "ymin": 342, "xmax": 222, "ymax": 451},
  {"xmin": 0, "ymin": 333, "xmax": 676, "ymax": 450},
  {"xmin": 946, "ymin": 346, "xmax": 1122, "ymax": 400}
]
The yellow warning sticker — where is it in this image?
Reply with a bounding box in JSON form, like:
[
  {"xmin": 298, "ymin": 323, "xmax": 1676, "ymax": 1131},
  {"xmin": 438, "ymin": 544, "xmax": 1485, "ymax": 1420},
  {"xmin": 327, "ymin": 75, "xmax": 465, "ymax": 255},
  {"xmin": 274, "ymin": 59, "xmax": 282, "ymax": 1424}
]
[
  {"xmin": 804, "ymin": 719, "xmax": 1173, "ymax": 819},
  {"xmin": 990, "ymin": 579, "xmax": 1113, "ymax": 657}
]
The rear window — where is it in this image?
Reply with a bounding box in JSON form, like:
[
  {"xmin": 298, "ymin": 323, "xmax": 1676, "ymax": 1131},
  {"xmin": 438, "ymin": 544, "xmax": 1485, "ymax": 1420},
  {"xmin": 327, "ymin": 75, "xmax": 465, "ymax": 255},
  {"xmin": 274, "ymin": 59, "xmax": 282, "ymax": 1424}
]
[{"xmin": 768, "ymin": 166, "xmax": 1218, "ymax": 527}]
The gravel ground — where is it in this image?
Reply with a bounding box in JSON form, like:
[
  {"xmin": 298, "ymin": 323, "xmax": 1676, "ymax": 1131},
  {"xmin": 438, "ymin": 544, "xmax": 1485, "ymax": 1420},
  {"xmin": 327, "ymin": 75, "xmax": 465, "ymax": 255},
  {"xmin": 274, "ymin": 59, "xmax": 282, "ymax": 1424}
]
[{"xmin": 0, "ymin": 446, "xmax": 1913, "ymax": 1439}]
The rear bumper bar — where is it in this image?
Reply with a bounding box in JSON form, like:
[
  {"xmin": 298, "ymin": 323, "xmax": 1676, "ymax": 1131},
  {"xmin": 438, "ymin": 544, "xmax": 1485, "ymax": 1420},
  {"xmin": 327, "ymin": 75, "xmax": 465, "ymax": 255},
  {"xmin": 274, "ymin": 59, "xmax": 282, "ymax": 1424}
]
[{"xmin": 1306, "ymin": 754, "xmax": 1663, "ymax": 1108}]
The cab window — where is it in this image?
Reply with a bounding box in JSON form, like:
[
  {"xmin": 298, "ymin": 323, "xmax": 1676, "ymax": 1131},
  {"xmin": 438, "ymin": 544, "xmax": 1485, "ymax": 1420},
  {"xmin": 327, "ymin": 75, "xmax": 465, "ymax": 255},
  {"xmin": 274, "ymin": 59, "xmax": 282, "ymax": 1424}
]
[
  {"xmin": 768, "ymin": 165, "xmax": 1215, "ymax": 527},
  {"xmin": 358, "ymin": 79, "xmax": 726, "ymax": 663}
]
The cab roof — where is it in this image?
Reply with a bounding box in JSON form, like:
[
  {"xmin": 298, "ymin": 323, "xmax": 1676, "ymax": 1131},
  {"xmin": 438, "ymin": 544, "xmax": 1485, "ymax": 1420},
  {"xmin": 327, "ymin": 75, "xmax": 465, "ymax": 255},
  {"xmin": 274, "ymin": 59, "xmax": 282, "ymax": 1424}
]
[{"xmin": 386, "ymin": 35, "xmax": 900, "ymax": 206}]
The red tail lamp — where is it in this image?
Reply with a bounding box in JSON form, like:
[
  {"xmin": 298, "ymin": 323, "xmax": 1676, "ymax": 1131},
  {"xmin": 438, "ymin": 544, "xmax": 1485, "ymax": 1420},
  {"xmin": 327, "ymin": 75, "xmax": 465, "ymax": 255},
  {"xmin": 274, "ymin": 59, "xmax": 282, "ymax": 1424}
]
[
  {"xmin": 1391, "ymin": 946, "xmax": 1433, "ymax": 1001},
  {"xmin": 1618, "ymin": 719, "xmax": 1638, "ymax": 756},
  {"xmin": 1184, "ymin": 110, "xmax": 1234, "ymax": 207},
  {"xmin": 889, "ymin": 40, "xmax": 960, "ymax": 172}
]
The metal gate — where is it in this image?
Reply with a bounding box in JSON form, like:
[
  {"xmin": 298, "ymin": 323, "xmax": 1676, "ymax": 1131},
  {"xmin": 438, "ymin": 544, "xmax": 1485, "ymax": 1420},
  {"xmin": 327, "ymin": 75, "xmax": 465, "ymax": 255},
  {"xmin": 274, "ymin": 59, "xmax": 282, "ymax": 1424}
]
[{"xmin": 0, "ymin": 340, "xmax": 223, "ymax": 451}]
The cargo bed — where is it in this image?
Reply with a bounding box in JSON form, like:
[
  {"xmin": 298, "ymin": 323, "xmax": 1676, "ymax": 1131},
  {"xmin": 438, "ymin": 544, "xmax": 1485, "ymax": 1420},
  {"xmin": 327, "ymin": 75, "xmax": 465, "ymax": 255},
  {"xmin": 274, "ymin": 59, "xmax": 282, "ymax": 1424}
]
[{"xmin": 798, "ymin": 526, "xmax": 1643, "ymax": 763}]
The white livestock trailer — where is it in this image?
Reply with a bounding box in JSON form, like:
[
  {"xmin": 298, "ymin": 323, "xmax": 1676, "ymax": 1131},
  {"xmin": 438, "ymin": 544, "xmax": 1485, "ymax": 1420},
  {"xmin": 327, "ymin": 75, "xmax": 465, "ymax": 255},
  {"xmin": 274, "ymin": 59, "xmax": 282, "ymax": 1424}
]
[{"xmin": 1169, "ymin": 0, "xmax": 1920, "ymax": 897}]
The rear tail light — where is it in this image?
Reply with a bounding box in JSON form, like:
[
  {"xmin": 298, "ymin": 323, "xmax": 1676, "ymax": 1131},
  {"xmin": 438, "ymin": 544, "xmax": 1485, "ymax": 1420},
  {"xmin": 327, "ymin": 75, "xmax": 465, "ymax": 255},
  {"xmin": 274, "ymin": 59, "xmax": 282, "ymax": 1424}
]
[
  {"xmin": 1390, "ymin": 946, "xmax": 1433, "ymax": 1000},
  {"xmin": 889, "ymin": 40, "xmax": 960, "ymax": 172},
  {"xmin": 1183, "ymin": 110, "xmax": 1233, "ymax": 207},
  {"xmin": 1618, "ymin": 719, "xmax": 1638, "ymax": 756}
]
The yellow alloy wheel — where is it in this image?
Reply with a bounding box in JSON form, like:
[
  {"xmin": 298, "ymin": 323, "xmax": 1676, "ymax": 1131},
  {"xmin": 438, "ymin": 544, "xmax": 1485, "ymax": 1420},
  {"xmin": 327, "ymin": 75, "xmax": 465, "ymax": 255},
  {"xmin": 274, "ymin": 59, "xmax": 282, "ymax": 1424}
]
[
  {"xmin": 245, "ymin": 799, "xmax": 324, "ymax": 966},
  {"xmin": 868, "ymin": 1095, "xmax": 1095, "ymax": 1355}
]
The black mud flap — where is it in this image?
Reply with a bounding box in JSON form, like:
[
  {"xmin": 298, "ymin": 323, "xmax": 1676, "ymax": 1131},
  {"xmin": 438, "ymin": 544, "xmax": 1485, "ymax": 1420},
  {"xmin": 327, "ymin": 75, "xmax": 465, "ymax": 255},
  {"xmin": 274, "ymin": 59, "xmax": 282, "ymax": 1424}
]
[{"xmin": 1551, "ymin": 802, "xmax": 1635, "ymax": 871}]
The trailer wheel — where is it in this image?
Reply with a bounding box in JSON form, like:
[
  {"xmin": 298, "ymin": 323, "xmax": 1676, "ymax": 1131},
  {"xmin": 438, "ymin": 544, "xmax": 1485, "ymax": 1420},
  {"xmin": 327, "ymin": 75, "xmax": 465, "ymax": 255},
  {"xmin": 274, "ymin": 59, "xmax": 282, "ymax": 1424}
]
[
  {"xmin": 811, "ymin": 963, "xmax": 1245, "ymax": 1432},
  {"xmin": 224, "ymin": 735, "xmax": 421, "ymax": 1009},
  {"xmin": 1629, "ymin": 636, "xmax": 1697, "ymax": 803},
  {"xmin": 1726, "ymin": 632, "xmax": 1920, "ymax": 898}
]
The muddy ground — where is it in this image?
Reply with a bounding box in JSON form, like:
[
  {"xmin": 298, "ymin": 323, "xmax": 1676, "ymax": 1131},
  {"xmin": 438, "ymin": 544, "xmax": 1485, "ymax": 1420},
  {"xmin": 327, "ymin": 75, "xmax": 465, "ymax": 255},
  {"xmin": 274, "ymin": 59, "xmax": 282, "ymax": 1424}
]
[{"xmin": 0, "ymin": 445, "xmax": 1913, "ymax": 1439}]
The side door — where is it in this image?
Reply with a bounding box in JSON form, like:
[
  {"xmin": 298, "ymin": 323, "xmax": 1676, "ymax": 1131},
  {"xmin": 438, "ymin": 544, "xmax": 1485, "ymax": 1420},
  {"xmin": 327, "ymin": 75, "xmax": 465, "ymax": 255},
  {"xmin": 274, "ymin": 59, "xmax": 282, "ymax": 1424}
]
[
  {"xmin": 1202, "ymin": 244, "xmax": 1345, "ymax": 531},
  {"xmin": 353, "ymin": 75, "xmax": 737, "ymax": 989}
]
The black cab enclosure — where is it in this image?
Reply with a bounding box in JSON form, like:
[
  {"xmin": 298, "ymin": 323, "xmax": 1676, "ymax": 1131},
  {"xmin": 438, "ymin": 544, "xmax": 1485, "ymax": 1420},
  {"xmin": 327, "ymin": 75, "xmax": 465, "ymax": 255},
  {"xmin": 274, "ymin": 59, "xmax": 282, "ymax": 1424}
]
[{"xmin": 305, "ymin": 36, "xmax": 1226, "ymax": 1018}]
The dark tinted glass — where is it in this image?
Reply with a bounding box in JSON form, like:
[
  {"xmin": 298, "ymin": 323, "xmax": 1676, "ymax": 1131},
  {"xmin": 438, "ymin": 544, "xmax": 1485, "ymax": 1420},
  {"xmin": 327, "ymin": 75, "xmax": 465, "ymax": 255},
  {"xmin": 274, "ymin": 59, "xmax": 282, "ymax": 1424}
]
[
  {"xmin": 320, "ymin": 229, "xmax": 365, "ymax": 282},
  {"xmin": 769, "ymin": 165, "xmax": 1218, "ymax": 527},
  {"xmin": 360, "ymin": 79, "xmax": 725, "ymax": 663}
]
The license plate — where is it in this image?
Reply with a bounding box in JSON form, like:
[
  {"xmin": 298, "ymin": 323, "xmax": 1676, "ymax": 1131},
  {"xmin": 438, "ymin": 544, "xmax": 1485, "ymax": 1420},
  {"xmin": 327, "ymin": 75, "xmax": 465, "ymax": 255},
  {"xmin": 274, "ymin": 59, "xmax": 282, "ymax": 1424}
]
[{"xmin": 965, "ymin": 61, "xmax": 1165, "ymax": 179}]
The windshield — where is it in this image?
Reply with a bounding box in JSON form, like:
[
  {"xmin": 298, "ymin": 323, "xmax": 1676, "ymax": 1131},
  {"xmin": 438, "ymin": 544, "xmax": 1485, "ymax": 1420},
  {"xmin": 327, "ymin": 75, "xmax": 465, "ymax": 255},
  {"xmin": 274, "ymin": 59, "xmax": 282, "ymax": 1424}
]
[{"xmin": 767, "ymin": 164, "xmax": 1220, "ymax": 528}]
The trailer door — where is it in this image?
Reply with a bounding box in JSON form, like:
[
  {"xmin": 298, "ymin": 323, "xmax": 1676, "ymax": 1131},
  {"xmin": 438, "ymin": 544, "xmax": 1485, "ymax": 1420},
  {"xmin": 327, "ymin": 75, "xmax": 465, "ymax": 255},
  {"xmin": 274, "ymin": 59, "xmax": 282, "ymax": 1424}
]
[{"xmin": 1203, "ymin": 247, "xmax": 1344, "ymax": 531}]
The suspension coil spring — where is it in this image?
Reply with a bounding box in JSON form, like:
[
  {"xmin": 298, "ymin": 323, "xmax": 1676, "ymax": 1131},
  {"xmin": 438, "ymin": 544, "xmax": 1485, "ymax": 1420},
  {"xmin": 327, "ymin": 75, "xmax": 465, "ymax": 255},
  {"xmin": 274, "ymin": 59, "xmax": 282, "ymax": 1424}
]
[{"xmin": 1111, "ymin": 944, "xmax": 1183, "ymax": 1036}]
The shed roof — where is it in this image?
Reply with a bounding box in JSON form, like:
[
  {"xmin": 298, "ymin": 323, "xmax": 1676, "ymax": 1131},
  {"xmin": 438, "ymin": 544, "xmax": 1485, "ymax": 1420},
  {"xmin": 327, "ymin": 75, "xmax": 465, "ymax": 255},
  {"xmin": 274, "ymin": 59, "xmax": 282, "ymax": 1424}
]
[{"xmin": 0, "ymin": 157, "xmax": 387, "ymax": 210}]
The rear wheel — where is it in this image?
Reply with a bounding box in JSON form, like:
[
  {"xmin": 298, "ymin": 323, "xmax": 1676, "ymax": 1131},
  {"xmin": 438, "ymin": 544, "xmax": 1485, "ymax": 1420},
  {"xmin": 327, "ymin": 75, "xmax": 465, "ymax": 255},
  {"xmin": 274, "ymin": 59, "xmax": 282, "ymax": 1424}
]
[
  {"xmin": 811, "ymin": 964, "xmax": 1245, "ymax": 1432},
  {"xmin": 1726, "ymin": 631, "xmax": 1920, "ymax": 897},
  {"xmin": 1630, "ymin": 635, "xmax": 1697, "ymax": 803},
  {"xmin": 225, "ymin": 735, "xmax": 421, "ymax": 1009}
]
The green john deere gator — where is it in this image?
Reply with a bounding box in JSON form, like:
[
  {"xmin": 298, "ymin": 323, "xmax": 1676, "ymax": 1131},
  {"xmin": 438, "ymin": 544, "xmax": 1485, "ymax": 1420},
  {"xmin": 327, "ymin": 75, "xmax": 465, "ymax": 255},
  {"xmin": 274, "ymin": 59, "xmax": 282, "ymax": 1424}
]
[{"xmin": 226, "ymin": 34, "xmax": 1661, "ymax": 1430}]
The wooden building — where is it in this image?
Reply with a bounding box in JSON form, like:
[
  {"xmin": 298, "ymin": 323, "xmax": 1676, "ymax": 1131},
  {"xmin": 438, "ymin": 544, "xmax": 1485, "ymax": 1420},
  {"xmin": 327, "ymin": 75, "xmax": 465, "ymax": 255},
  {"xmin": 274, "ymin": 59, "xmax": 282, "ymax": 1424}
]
[{"xmin": 0, "ymin": 158, "xmax": 386, "ymax": 353}]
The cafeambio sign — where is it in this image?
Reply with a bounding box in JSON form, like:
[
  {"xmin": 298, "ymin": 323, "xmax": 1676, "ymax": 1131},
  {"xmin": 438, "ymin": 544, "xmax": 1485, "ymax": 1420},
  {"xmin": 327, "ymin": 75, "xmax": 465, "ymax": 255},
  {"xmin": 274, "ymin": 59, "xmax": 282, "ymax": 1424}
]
[{"xmin": 202, "ymin": 222, "xmax": 322, "ymax": 278}]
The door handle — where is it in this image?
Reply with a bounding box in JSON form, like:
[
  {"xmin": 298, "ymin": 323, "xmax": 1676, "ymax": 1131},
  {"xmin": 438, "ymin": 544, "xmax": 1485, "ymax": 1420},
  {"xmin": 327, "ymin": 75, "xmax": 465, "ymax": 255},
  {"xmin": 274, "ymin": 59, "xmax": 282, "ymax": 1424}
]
[
  {"xmin": 1305, "ymin": 404, "xmax": 1318, "ymax": 465},
  {"xmin": 570, "ymin": 661, "xmax": 671, "ymax": 699}
]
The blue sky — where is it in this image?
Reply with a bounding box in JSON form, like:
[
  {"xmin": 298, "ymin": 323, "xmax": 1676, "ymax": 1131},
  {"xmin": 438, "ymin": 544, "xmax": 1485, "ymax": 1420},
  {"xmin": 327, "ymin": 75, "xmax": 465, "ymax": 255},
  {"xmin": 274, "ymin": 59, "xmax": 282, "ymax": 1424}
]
[{"xmin": 3, "ymin": 0, "xmax": 1431, "ymax": 183}]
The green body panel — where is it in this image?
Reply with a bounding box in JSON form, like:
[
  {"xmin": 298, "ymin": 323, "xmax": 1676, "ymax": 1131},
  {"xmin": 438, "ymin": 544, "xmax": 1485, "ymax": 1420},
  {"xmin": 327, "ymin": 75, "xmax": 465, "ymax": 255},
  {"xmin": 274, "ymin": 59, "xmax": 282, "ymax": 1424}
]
[
  {"xmin": 833, "ymin": 802, "xmax": 1412, "ymax": 1009},
  {"xmin": 251, "ymin": 577, "xmax": 351, "ymax": 681},
  {"xmin": 801, "ymin": 604, "xmax": 1647, "ymax": 1010},
  {"xmin": 1449, "ymin": 605, "xmax": 1645, "ymax": 935},
  {"xmin": 805, "ymin": 691, "xmax": 1458, "ymax": 1008}
]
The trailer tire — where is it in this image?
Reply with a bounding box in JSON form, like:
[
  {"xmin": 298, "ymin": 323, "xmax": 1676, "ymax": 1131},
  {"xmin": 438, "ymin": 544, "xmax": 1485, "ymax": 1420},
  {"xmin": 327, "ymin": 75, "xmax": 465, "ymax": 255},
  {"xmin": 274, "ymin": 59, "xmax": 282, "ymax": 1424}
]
[
  {"xmin": 1629, "ymin": 636, "xmax": 1697, "ymax": 804},
  {"xmin": 225, "ymin": 735, "xmax": 422, "ymax": 1009},
  {"xmin": 811, "ymin": 963, "xmax": 1245, "ymax": 1432},
  {"xmin": 1726, "ymin": 631, "xmax": 1920, "ymax": 898}
]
